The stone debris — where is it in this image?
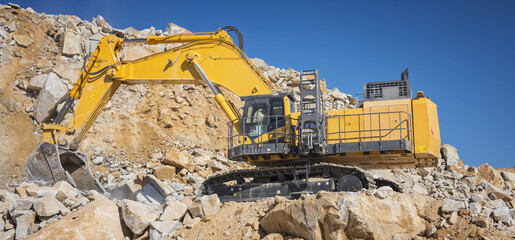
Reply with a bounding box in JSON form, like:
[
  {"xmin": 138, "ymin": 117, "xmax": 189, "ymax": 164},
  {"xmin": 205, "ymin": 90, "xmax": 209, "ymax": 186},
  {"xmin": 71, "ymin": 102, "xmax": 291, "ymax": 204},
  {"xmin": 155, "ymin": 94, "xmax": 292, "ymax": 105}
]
[{"xmin": 120, "ymin": 199, "xmax": 160, "ymax": 235}]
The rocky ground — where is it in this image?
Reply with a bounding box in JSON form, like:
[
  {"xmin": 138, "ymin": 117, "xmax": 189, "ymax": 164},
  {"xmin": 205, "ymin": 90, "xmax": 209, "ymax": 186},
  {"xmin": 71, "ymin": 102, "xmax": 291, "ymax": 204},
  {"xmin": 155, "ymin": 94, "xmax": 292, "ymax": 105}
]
[{"xmin": 0, "ymin": 3, "xmax": 514, "ymax": 240}]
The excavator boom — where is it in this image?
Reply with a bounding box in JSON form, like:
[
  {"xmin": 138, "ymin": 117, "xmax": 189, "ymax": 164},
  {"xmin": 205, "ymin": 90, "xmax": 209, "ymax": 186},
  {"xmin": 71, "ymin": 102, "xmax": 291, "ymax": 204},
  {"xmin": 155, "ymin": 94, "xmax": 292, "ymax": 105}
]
[{"xmin": 27, "ymin": 27, "xmax": 279, "ymax": 190}]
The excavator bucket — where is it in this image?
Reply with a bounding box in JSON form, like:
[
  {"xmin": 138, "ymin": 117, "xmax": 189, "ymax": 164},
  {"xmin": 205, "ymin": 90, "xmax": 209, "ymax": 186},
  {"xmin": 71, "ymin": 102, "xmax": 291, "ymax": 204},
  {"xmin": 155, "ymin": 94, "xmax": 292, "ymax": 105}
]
[{"xmin": 25, "ymin": 142, "xmax": 104, "ymax": 192}]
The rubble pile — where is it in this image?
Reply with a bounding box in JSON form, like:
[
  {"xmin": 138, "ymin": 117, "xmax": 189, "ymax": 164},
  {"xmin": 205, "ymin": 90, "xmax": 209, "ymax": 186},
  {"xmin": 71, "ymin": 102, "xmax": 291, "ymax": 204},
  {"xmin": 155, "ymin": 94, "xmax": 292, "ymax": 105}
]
[{"xmin": 0, "ymin": 3, "xmax": 514, "ymax": 240}]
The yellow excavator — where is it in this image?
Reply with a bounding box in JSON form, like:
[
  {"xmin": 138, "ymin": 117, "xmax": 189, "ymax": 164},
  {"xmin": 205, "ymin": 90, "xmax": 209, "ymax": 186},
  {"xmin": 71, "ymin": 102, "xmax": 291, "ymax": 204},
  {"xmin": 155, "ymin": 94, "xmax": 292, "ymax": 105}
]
[{"xmin": 26, "ymin": 26, "xmax": 440, "ymax": 201}]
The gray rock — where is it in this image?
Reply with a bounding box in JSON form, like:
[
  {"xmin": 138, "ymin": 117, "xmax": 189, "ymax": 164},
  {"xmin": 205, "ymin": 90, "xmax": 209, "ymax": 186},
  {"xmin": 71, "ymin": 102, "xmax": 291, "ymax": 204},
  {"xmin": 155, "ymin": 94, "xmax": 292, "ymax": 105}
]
[
  {"xmin": 34, "ymin": 73, "xmax": 69, "ymax": 123},
  {"xmin": 160, "ymin": 200, "xmax": 187, "ymax": 221},
  {"xmin": 492, "ymin": 206, "xmax": 510, "ymax": 222},
  {"xmin": 14, "ymin": 211, "xmax": 35, "ymax": 239},
  {"xmin": 170, "ymin": 182, "xmax": 185, "ymax": 192},
  {"xmin": 149, "ymin": 221, "xmax": 182, "ymax": 240},
  {"xmin": 441, "ymin": 199, "xmax": 466, "ymax": 213},
  {"xmin": 374, "ymin": 186, "xmax": 394, "ymax": 199},
  {"xmin": 60, "ymin": 31, "xmax": 82, "ymax": 56},
  {"xmin": 147, "ymin": 175, "xmax": 175, "ymax": 197},
  {"xmin": 470, "ymin": 202, "xmax": 483, "ymax": 216},
  {"xmin": 33, "ymin": 197, "xmax": 61, "ymax": 217},
  {"xmin": 9, "ymin": 198, "xmax": 34, "ymax": 213},
  {"xmin": 6, "ymin": 22, "xmax": 16, "ymax": 32},
  {"xmin": 250, "ymin": 58, "xmax": 268, "ymax": 70},
  {"xmin": 0, "ymin": 229, "xmax": 14, "ymax": 240},
  {"xmin": 425, "ymin": 225, "xmax": 437, "ymax": 237},
  {"xmin": 0, "ymin": 51, "xmax": 11, "ymax": 63},
  {"xmin": 441, "ymin": 144, "xmax": 460, "ymax": 169},
  {"xmin": 0, "ymin": 97, "xmax": 20, "ymax": 112},
  {"xmin": 28, "ymin": 74, "xmax": 49, "ymax": 91},
  {"xmin": 188, "ymin": 194, "xmax": 220, "ymax": 218},
  {"xmin": 120, "ymin": 199, "xmax": 160, "ymax": 235},
  {"xmin": 0, "ymin": 29, "xmax": 7, "ymax": 39},
  {"xmin": 470, "ymin": 193, "xmax": 484, "ymax": 203},
  {"xmin": 136, "ymin": 184, "xmax": 165, "ymax": 205},
  {"xmin": 92, "ymin": 156, "xmax": 104, "ymax": 165},
  {"xmin": 109, "ymin": 182, "xmax": 139, "ymax": 201}
]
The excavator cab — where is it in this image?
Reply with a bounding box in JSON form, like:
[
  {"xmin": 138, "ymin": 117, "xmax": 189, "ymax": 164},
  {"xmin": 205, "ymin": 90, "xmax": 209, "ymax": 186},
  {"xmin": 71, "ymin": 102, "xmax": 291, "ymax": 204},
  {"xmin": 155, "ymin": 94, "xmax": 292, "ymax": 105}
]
[{"xmin": 228, "ymin": 93, "xmax": 295, "ymax": 160}]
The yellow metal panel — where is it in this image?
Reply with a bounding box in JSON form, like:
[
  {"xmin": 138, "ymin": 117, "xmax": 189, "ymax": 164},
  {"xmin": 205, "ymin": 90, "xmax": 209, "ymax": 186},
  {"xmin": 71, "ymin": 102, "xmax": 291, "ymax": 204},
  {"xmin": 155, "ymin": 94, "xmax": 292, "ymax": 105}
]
[
  {"xmin": 412, "ymin": 97, "xmax": 441, "ymax": 158},
  {"xmin": 363, "ymin": 99, "xmax": 412, "ymax": 143},
  {"xmin": 327, "ymin": 108, "xmax": 364, "ymax": 144}
]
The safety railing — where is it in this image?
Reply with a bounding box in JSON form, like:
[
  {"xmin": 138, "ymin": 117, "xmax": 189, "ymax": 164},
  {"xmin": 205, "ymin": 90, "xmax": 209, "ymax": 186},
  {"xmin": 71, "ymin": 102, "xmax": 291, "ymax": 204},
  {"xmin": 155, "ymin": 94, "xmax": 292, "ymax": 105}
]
[
  {"xmin": 227, "ymin": 115, "xmax": 296, "ymax": 158},
  {"xmin": 326, "ymin": 111, "xmax": 412, "ymax": 150}
]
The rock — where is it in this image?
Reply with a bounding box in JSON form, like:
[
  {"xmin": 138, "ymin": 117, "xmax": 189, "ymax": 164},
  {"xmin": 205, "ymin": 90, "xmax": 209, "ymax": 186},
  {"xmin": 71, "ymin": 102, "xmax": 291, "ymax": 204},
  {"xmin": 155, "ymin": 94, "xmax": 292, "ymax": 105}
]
[
  {"xmin": 441, "ymin": 199, "xmax": 466, "ymax": 213},
  {"xmin": 9, "ymin": 198, "xmax": 34, "ymax": 212},
  {"xmin": 92, "ymin": 156, "xmax": 104, "ymax": 165},
  {"xmin": 26, "ymin": 186, "xmax": 58, "ymax": 198},
  {"xmin": 425, "ymin": 225, "xmax": 437, "ymax": 237},
  {"xmin": 120, "ymin": 199, "xmax": 160, "ymax": 235},
  {"xmin": 470, "ymin": 202, "xmax": 483, "ymax": 216},
  {"xmin": 28, "ymin": 74, "xmax": 49, "ymax": 91},
  {"xmin": 34, "ymin": 73, "xmax": 69, "ymax": 123},
  {"xmin": 160, "ymin": 200, "xmax": 187, "ymax": 221},
  {"xmin": 492, "ymin": 206, "xmax": 510, "ymax": 222},
  {"xmin": 60, "ymin": 31, "xmax": 81, "ymax": 56},
  {"xmin": 475, "ymin": 217, "xmax": 492, "ymax": 228},
  {"xmin": 374, "ymin": 186, "xmax": 394, "ymax": 199},
  {"xmin": 0, "ymin": 229, "xmax": 15, "ymax": 240},
  {"xmin": 108, "ymin": 182, "xmax": 139, "ymax": 201},
  {"xmin": 170, "ymin": 182, "xmax": 185, "ymax": 192},
  {"xmin": 447, "ymin": 211, "xmax": 458, "ymax": 225},
  {"xmin": 0, "ymin": 97, "xmax": 19, "ymax": 112},
  {"xmin": 261, "ymin": 192, "xmax": 426, "ymax": 240},
  {"xmin": 154, "ymin": 165, "xmax": 175, "ymax": 181},
  {"xmin": 136, "ymin": 184, "xmax": 165, "ymax": 205},
  {"xmin": 329, "ymin": 89, "xmax": 347, "ymax": 100},
  {"xmin": 476, "ymin": 164, "xmax": 504, "ymax": 189},
  {"xmin": 33, "ymin": 197, "xmax": 62, "ymax": 217},
  {"xmin": 163, "ymin": 22, "xmax": 188, "ymax": 35},
  {"xmin": 12, "ymin": 33, "xmax": 33, "ymax": 47},
  {"xmin": 149, "ymin": 221, "xmax": 182, "ymax": 240},
  {"xmin": 183, "ymin": 217, "xmax": 200, "ymax": 229},
  {"xmin": 53, "ymin": 181, "xmax": 79, "ymax": 201},
  {"xmin": 14, "ymin": 211, "xmax": 36, "ymax": 239},
  {"xmin": 121, "ymin": 45, "xmax": 151, "ymax": 61},
  {"xmin": 8, "ymin": 3, "xmax": 21, "ymax": 9},
  {"xmin": 28, "ymin": 199, "xmax": 124, "ymax": 239},
  {"xmin": 147, "ymin": 175, "xmax": 175, "ymax": 197},
  {"xmin": 250, "ymin": 58, "xmax": 268, "ymax": 70},
  {"xmin": 207, "ymin": 160, "xmax": 226, "ymax": 172},
  {"xmin": 262, "ymin": 233, "xmax": 284, "ymax": 240},
  {"xmin": 163, "ymin": 149, "xmax": 192, "ymax": 170},
  {"xmin": 188, "ymin": 194, "xmax": 220, "ymax": 218}
]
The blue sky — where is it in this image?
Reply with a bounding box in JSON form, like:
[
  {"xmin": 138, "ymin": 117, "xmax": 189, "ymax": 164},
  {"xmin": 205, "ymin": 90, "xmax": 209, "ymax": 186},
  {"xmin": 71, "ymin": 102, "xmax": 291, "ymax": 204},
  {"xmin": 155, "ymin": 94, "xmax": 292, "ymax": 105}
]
[{"xmin": 7, "ymin": 1, "xmax": 515, "ymax": 168}]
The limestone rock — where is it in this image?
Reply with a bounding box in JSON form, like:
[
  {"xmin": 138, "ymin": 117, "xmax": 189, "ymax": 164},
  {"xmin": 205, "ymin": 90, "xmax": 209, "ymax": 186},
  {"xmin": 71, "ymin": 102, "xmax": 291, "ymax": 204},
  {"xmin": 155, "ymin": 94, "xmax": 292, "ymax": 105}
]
[
  {"xmin": 136, "ymin": 184, "xmax": 165, "ymax": 205},
  {"xmin": 121, "ymin": 45, "xmax": 151, "ymax": 61},
  {"xmin": 28, "ymin": 199, "xmax": 124, "ymax": 239},
  {"xmin": 160, "ymin": 200, "xmax": 187, "ymax": 221},
  {"xmin": 60, "ymin": 31, "xmax": 82, "ymax": 56},
  {"xmin": 147, "ymin": 175, "xmax": 175, "ymax": 197},
  {"xmin": 120, "ymin": 199, "xmax": 160, "ymax": 235},
  {"xmin": 34, "ymin": 73, "xmax": 69, "ymax": 123},
  {"xmin": 14, "ymin": 211, "xmax": 36, "ymax": 239},
  {"xmin": 149, "ymin": 221, "xmax": 182, "ymax": 240},
  {"xmin": 250, "ymin": 58, "xmax": 268, "ymax": 70},
  {"xmin": 441, "ymin": 199, "xmax": 466, "ymax": 213},
  {"xmin": 53, "ymin": 181, "xmax": 79, "ymax": 201},
  {"xmin": 28, "ymin": 74, "xmax": 49, "ymax": 91},
  {"xmin": 26, "ymin": 186, "xmax": 58, "ymax": 198},
  {"xmin": 476, "ymin": 164, "xmax": 505, "ymax": 189},
  {"xmin": 33, "ymin": 197, "xmax": 61, "ymax": 217},
  {"xmin": 163, "ymin": 149, "xmax": 191, "ymax": 170},
  {"xmin": 188, "ymin": 194, "xmax": 220, "ymax": 218},
  {"xmin": 154, "ymin": 165, "xmax": 175, "ymax": 181},
  {"xmin": 13, "ymin": 33, "xmax": 33, "ymax": 47}
]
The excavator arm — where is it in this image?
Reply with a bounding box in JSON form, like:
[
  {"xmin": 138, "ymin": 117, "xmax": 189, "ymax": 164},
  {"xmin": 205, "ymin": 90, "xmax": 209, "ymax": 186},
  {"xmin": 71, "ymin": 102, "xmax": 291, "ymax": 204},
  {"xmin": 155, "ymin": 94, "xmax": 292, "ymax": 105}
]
[{"xmin": 28, "ymin": 28, "xmax": 278, "ymax": 190}]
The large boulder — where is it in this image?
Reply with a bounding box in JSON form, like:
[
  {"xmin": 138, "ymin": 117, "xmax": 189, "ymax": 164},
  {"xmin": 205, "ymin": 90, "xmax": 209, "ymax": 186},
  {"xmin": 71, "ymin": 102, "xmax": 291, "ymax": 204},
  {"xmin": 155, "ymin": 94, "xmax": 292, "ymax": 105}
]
[
  {"xmin": 188, "ymin": 194, "xmax": 220, "ymax": 218},
  {"xmin": 260, "ymin": 192, "xmax": 427, "ymax": 240},
  {"xmin": 60, "ymin": 31, "xmax": 82, "ymax": 56},
  {"xmin": 28, "ymin": 199, "xmax": 125, "ymax": 239},
  {"xmin": 476, "ymin": 163, "xmax": 505, "ymax": 189},
  {"xmin": 440, "ymin": 144, "xmax": 461, "ymax": 169},
  {"xmin": 120, "ymin": 199, "xmax": 160, "ymax": 235},
  {"xmin": 34, "ymin": 73, "xmax": 69, "ymax": 123}
]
